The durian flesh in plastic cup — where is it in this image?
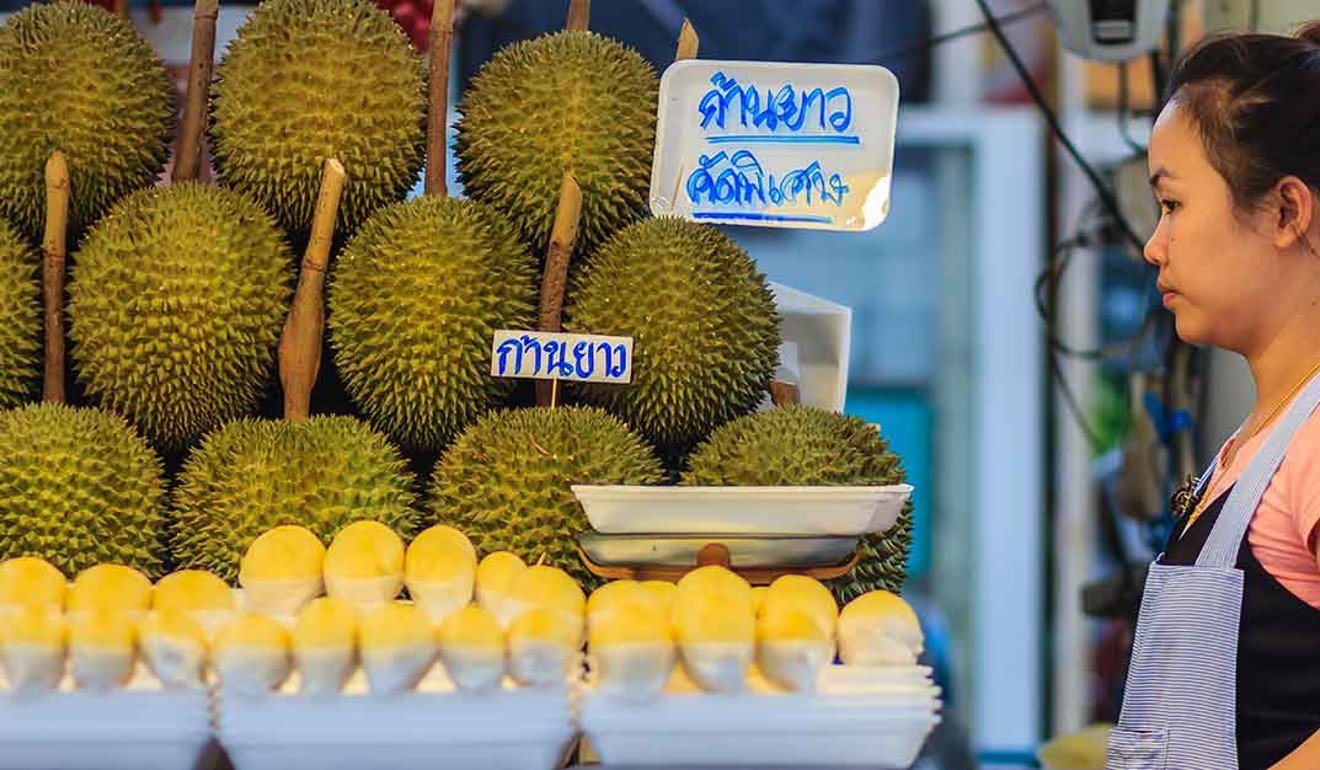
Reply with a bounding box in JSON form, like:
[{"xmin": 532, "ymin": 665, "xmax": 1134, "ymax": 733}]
[
  {"xmin": 507, "ymin": 608, "xmax": 579, "ymax": 688},
  {"xmin": 504, "ymin": 565, "xmax": 585, "ymax": 644},
  {"xmin": 214, "ymin": 612, "xmax": 292, "ymax": 697},
  {"xmin": 674, "ymin": 595, "xmax": 755, "ymax": 693},
  {"xmin": 437, "ymin": 604, "xmax": 505, "ymax": 692},
  {"xmin": 588, "ymin": 601, "xmax": 675, "ymax": 701},
  {"xmin": 153, "ymin": 569, "xmax": 236, "ymax": 639},
  {"xmin": 138, "ymin": 610, "xmax": 208, "ymax": 689},
  {"xmin": 324, "ymin": 521, "xmax": 405, "ymax": 612},
  {"xmin": 757, "ymin": 605, "xmax": 832, "ymax": 692},
  {"xmin": 359, "ymin": 603, "xmax": 435, "ymax": 693},
  {"xmin": 292, "ymin": 597, "xmax": 359, "ymax": 697},
  {"xmin": 239, "ymin": 525, "xmax": 325, "ymax": 617},
  {"xmin": 475, "ymin": 550, "xmax": 526, "ymax": 628},
  {"xmin": 67, "ymin": 563, "xmax": 152, "ymax": 618},
  {"xmin": 837, "ymin": 590, "xmax": 923, "ymax": 666},
  {"xmin": 405, "ymin": 525, "xmax": 476, "ymax": 624},
  {"xmin": 0, "ymin": 605, "xmax": 67, "ymax": 694},
  {"xmin": 0, "ymin": 557, "xmax": 66, "ymax": 618},
  {"xmin": 68, "ymin": 608, "xmax": 137, "ymax": 690}
]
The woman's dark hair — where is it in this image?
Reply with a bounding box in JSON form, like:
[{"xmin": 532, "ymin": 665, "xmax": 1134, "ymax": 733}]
[{"xmin": 1167, "ymin": 21, "xmax": 1320, "ymax": 211}]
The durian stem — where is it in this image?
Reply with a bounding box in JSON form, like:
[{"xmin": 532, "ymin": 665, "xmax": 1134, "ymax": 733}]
[
  {"xmin": 535, "ymin": 173, "xmax": 582, "ymax": 407},
  {"xmin": 566, "ymin": 0, "xmax": 589, "ymax": 31},
  {"xmin": 279, "ymin": 158, "xmax": 346, "ymax": 421},
  {"xmin": 769, "ymin": 381, "xmax": 800, "ymax": 406},
  {"xmin": 42, "ymin": 152, "xmax": 69, "ymax": 406},
  {"xmin": 423, "ymin": 0, "xmax": 456, "ymax": 197},
  {"xmin": 173, "ymin": 0, "xmax": 219, "ymax": 184},
  {"xmin": 115, "ymin": 0, "xmax": 131, "ymax": 19},
  {"xmin": 675, "ymin": 18, "xmax": 699, "ymax": 61}
]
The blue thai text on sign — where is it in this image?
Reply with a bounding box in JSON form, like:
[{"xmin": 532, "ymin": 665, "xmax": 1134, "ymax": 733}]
[{"xmin": 490, "ymin": 330, "xmax": 633, "ymax": 384}]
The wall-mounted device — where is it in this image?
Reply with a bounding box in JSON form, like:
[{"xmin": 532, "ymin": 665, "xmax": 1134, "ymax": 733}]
[{"xmin": 1047, "ymin": 0, "xmax": 1170, "ymax": 61}]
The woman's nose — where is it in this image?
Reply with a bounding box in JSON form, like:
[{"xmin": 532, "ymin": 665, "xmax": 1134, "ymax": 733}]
[{"xmin": 1143, "ymin": 224, "xmax": 1166, "ymax": 267}]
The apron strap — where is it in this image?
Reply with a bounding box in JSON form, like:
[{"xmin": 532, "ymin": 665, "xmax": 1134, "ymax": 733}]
[{"xmin": 1197, "ymin": 370, "xmax": 1320, "ymax": 567}]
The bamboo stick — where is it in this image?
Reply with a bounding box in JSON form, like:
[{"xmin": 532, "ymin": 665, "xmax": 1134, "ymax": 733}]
[
  {"xmin": 42, "ymin": 152, "xmax": 69, "ymax": 405},
  {"xmin": 535, "ymin": 173, "xmax": 582, "ymax": 407},
  {"xmin": 566, "ymin": 0, "xmax": 589, "ymax": 32},
  {"xmin": 172, "ymin": 0, "xmax": 219, "ymax": 183},
  {"xmin": 423, "ymin": 0, "xmax": 457, "ymax": 197},
  {"xmin": 675, "ymin": 19, "xmax": 699, "ymax": 61}
]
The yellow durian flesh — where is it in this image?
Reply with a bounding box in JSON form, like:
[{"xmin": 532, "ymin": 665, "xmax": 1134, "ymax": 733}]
[
  {"xmin": 475, "ymin": 550, "xmax": 526, "ymax": 625},
  {"xmin": 213, "ymin": 613, "xmax": 292, "ymax": 696},
  {"xmin": 437, "ymin": 604, "xmax": 504, "ymax": 691},
  {"xmin": 763, "ymin": 575, "xmax": 838, "ymax": 640},
  {"xmin": 324, "ymin": 521, "xmax": 405, "ymax": 610},
  {"xmin": 68, "ymin": 609, "xmax": 137, "ymax": 690},
  {"xmin": 154, "ymin": 570, "xmax": 235, "ymax": 613},
  {"xmin": 639, "ymin": 580, "xmax": 677, "ymax": 614},
  {"xmin": 0, "ymin": 557, "xmax": 65, "ymax": 613},
  {"xmin": 359, "ymin": 603, "xmax": 435, "ymax": 693},
  {"xmin": 750, "ymin": 585, "xmax": 768, "ymax": 616},
  {"xmin": 757, "ymin": 606, "xmax": 831, "ymax": 692},
  {"xmin": 674, "ymin": 598, "xmax": 754, "ymax": 693},
  {"xmin": 292, "ymin": 597, "xmax": 359, "ymax": 696},
  {"xmin": 405, "ymin": 526, "xmax": 476, "ymax": 623},
  {"xmin": 588, "ymin": 602, "xmax": 675, "ymax": 701},
  {"xmin": 138, "ymin": 610, "xmax": 208, "ymax": 689},
  {"xmin": 0, "ymin": 606, "xmax": 67, "ymax": 693},
  {"xmin": 239, "ymin": 525, "xmax": 325, "ymax": 616},
  {"xmin": 674, "ymin": 566, "xmax": 753, "ymax": 621},
  {"xmin": 507, "ymin": 608, "xmax": 579, "ymax": 687},
  {"xmin": 506, "ymin": 565, "xmax": 585, "ymax": 642},
  {"xmin": 68, "ymin": 564, "xmax": 152, "ymax": 615},
  {"xmin": 837, "ymin": 590, "xmax": 923, "ymax": 666}
]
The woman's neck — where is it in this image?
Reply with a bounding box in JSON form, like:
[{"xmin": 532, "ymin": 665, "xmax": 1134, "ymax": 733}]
[{"xmin": 1244, "ymin": 299, "xmax": 1320, "ymax": 418}]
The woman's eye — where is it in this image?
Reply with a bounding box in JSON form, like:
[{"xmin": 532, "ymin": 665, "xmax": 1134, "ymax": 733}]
[{"xmin": 1160, "ymin": 199, "xmax": 1180, "ymax": 214}]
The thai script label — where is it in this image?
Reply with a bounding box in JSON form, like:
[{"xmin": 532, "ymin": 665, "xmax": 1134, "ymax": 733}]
[{"xmin": 490, "ymin": 330, "xmax": 633, "ymax": 384}]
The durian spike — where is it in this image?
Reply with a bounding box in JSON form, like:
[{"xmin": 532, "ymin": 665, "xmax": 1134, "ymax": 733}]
[
  {"xmin": 41, "ymin": 152, "xmax": 69, "ymax": 405},
  {"xmin": 279, "ymin": 157, "xmax": 346, "ymax": 421},
  {"xmin": 769, "ymin": 381, "xmax": 801, "ymax": 406},
  {"xmin": 535, "ymin": 173, "xmax": 582, "ymax": 407},
  {"xmin": 566, "ymin": 0, "xmax": 589, "ymax": 32},
  {"xmin": 423, "ymin": 0, "xmax": 456, "ymax": 198},
  {"xmin": 173, "ymin": 0, "xmax": 219, "ymax": 184},
  {"xmin": 676, "ymin": 19, "xmax": 699, "ymax": 61}
]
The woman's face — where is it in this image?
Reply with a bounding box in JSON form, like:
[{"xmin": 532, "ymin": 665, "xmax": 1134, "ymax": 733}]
[{"xmin": 1144, "ymin": 102, "xmax": 1284, "ymax": 352}]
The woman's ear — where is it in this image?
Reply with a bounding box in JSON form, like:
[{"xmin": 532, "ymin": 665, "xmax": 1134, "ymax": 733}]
[{"xmin": 1273, "ymin": 175, "xmax": 1316, "ymax": 251}]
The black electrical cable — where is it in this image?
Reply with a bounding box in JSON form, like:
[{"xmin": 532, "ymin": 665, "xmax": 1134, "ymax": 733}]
[{"xmin": 874, "ymin": 1, "xmax": 1050, "ymax": 62}]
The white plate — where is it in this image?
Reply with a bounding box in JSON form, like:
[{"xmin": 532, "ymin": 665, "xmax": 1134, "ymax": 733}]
[{"xmin": 573, "ymin": 484, "xmax": 912, "ymax": 536}]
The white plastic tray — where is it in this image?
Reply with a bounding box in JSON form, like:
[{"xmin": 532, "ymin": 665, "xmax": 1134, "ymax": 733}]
[
  {"xmin": 217, "ymin": 667, "xmax": 575, "ymax": 770},
  {"xmin": 0, "ymin": 665, "xmax": 214, "ymax": 770},
  {"xmin": 580, "ymin": 665, "xmax": 940, "ymax": 769},
  {"xmin": 573, "ymin": 484, "xmax": 912, "ymax": 536}
]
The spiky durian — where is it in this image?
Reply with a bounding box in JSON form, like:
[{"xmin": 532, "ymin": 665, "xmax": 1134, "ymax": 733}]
[
  {"xmin": 328, "ymin": 196, "xmax": 537, "ymax": 452},
  {"xmin": 69, "ymin": 183, "xmax": 293, "ymax": 448},
  {"xmin": 455, "ymin": 31, "xmax": 658, "ymax": 254},
  {"xmin": 566, "ymin": 218, "xmax": 780, "ymax": 460},
  {"xmin": 682, "ymin": 405, "xmax": 912, "ymax": 602},
  {"xmin": 210, "ymin": 0, "xmax": 425, "ymax": 235},
  {"xmin": 0, "ymin": 220, "xmax": 38, "ymax": 408},
  {"xmin": 171, "ymin": 416, "xmax": 418, "ymax": 582},
  {"xmin": 0, "ymin": 404, "xmax": 166, "ymax": 577},
  {"xmin": 429, "ymin": 407, "xmax": 664, "ymax": 585},
  {"xmin": 0, "ymin": 2, "xmax": 174, "ymax": 241}
]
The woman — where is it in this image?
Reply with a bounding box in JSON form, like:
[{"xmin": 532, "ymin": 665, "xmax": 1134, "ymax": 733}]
[{"xmin": 1109, "ymin": 22, "xmax": 1320, "ymax": 770}]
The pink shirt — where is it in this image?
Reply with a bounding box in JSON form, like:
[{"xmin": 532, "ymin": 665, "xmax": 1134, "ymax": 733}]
[{"xmin": 1198, "ymin": 401, "xmax": 1320, "ymax": 609}]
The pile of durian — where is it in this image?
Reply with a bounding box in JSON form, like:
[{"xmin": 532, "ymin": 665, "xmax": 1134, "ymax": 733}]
[{"xmin": 0, "ymin": 0, "xmax": 912, "ymax": 618}]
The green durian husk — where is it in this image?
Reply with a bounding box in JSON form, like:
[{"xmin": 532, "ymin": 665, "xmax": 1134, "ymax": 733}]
[{"xmin": 0, "ymin": 219, "xmax": 39, "ymax": 409}]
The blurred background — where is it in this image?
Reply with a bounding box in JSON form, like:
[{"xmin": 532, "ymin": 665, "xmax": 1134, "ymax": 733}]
[{"xmin": 4, "ymin": 0, "xmax": 1317, "ymax": 766}]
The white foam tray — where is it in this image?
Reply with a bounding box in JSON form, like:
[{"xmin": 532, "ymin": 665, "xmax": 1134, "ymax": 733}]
[
  {"xmin": 573, "ymin": 484, "xmax": 912, "ymax": 536},
  {"xmin": 580, "ymin": 665, "xmax": 940, "ymax": 769},
  {"xmin": 0, "ymin": 665, "xmax": 214, "ymax": 770},
  {"xmin": 217, "ymin": 667, "xmax": 575, "ymax": 770}
]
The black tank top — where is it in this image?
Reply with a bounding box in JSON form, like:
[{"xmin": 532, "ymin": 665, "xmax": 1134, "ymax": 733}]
[{"xmin": 1161, "ymin": 486, "xmax": 1320, "ymax": 769}]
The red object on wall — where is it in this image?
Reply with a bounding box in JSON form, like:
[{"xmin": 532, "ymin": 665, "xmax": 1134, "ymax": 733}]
[{"xmin": 374, "ymin": 0, "xmax": 435, "ymax": 50}]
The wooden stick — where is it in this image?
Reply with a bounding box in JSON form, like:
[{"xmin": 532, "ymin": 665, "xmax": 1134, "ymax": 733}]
[
  {"xmin": 423, "ymin": 0, "xmax": 456, "ymax": 197},
  {"xmin": 42, "ymin": 152, "xmax": 69, "ymax": 405},
  {"xmin": 565, "ymin": 0, "xmax": 589, "ymax": 31},
  {"xmin": 279, "ymin": 158, "xmax": 346, "ymax": 421},
  {"xmin": 769, "ymin": 380, "xmax": 800, "ymax": 406},
  {"xmin": 172, "ymin": 0, "xmax": 219, "ymax": 183},
  {"xmin": 550, "ymin": 377, "xmax": 560, "ymax": 408},
  {"xmin": 675, "ymin": 18, "xmax": 699, "ymax": 61},
  {"xmin": 114, "ymin": 0, "xmax": 130, "ymax": 19},
  {"xmin": 535, "ymin": 174, "xmax": 582, "ymax": 407}
]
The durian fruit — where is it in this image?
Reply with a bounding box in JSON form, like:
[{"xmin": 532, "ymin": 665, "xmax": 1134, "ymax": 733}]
[
  {"xmin": 172, "ymin": 416, "xmax": 418, "ymax": 583},
  {"xmin": 138, "ymin": 610, "xmax": 208, "ymax": 689},
  {"xmin": 213, "ymin": 612, "xmax": 292, "ymax": 696},
  {"xmin": 507, "ymin": 608, "xmax": 579, "ymax": 688},
  {"xmin": 565, "ymin": 218, "xmax": 781, "ymax": 460},
  {"xmin": 682, "ymin": 405, "xmax": 913, "ymax": 602},
  {"xmin": 405, "ymin": 525, "xmax": 477, "ymax": 623},
  {"xmin": 291, "ymin": 597, "xmax": 359, "ymax": 696},
  {"xmin": 328, "ymin": 197, "xmax": 537, "ymax": 452},
  {"xmin": 436, "ymin": 604, "xmax": 505, "ymax": 692},
  {"xmin": 68, "ymin": 184, "xmax": 294, "ymax": 448},
  {"xmin": 431, "ymin": 407, "xmax": 664, "ymax": 584},
  {"xmin": 762, "ymin": 575, "xmax": 838, "ymax": 642},
  {"xmin": 68, "ymin": 609, "xmax": 137, "ymax": 690},
  {"xmin": 358, "ymin": 603, "xmax": 435, "ymax": 693},
  {"xmin": 68, "ymin": 564, "xmax": 153, "ymax": 617},
  {"xmin": 475, "ymin": 551, "xmax": 526, "ymax": 625},
  {"xmin": 837, "ymin": 590, "xmax": 924, "ymax": 667},
  {"xmin": 504, "ymin": 565, "xmax": 585, "ymax": 642},
  {"xmin": 210, "ymin": 0, "xmax": 425, "ymax": 235},
  {"xmin": 0, "ymin": 220, "xmax": 39, "ymax": 408},
  {"xmin": 324, "ymin": 521, "xmax": 405, "ymax": 611},
  {"xmin": 239, "ymin": 525, "xmax": 327, "ymax": 617},
  {"xmin": 153, "ymin": 570, "xmax": 236, "ymax": 636},
  {"xmin": 0, "ymin": 404, "xmax": 167, "ymax": 577},
  {"xmin": 757, "ymin": 606, "xmax": 831, "ymax": 693},
  {"xmin": 0, "ymin": 606, "xmax": 67, "ymax": 694},
  {"xmin": 0, "ymin": 2, "xmax": 174, "ymax": 242},
  {"xmin": 0, "ymin": 557, "xmax": 65, "ymax": 615},
  {"xmin": 588, "ymin": 601, "xmax": 675, "ymax": 701},
  {"xmin": 673, "ymin": 596, "xmax": 755, "ymax": 694},
  {"xmin": 455, "ymin": 31, "xmax": 658, "ymax": 254}
]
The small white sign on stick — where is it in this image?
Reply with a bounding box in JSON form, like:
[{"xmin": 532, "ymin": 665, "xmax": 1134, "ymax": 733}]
[
  {"xmin": 490, "ymin": 330, "xmax": 633, "ymax": 384},
  {"xmin": 650, "ymin": 60, "xmax": 900, "ymax": 232}
]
